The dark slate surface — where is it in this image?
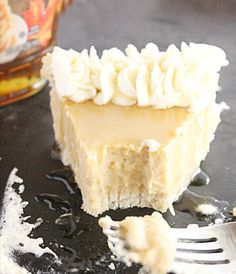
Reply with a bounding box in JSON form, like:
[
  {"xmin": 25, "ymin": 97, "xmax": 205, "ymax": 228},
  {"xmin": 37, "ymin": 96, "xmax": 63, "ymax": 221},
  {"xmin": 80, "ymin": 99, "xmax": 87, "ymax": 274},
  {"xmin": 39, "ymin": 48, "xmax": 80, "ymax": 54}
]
[{"xmin": 0, "ymin": 0, "xmax": 236, "ymax": 273}]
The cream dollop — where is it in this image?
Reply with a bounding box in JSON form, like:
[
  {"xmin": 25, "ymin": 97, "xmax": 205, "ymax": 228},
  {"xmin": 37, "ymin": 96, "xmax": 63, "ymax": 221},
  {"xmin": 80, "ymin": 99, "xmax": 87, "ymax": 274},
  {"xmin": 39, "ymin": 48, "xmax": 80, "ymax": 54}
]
[
  {"xmin": 41, "ymin": 42, "xmax": 228, "ymax": 111},
  {"xmin": 41, "ymin": 47, "xmax": 96, "ymax": 103}
]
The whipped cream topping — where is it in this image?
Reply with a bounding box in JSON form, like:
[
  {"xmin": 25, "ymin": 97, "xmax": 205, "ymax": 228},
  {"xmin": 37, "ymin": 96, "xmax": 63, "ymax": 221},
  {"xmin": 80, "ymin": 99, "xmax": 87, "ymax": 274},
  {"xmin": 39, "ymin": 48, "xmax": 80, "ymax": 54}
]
[{"xmin": 41, "ymin": 42, "xmax": 228, "ymax": 111}]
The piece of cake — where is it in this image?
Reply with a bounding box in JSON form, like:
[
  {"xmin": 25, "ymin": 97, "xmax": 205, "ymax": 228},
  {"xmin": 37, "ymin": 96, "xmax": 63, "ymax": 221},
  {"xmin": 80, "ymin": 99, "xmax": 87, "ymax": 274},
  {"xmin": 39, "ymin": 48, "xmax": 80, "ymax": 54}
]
[
  {"xmin": 233, "ymin": 207, "xmax": 236, "ymax": 217},
  {"xmin": 41, "ymin": 42, "xmax": 228, "ymax": 216},
  {"xmin": 99, "ymin": 212, "xmax": 176, "ymax": 274}
]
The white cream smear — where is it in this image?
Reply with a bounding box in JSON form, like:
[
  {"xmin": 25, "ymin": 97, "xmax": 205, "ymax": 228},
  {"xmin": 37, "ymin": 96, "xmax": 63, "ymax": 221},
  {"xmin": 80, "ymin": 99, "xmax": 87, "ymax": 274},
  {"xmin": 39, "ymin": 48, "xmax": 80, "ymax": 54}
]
[
  {"xmin": 0, "ymin": 168, "xmax": 58, "ymax": 274},
  {"xmin": 196, "ymin": 204, "xmax": 218, "ymax": 215}
]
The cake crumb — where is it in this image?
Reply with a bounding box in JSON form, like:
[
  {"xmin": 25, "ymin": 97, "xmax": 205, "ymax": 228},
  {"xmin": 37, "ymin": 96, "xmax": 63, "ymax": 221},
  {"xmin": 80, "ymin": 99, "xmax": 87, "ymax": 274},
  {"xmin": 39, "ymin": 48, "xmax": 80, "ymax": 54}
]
[
  {"xmin": 141, "ymin": 139, "xmax": 160, "ymax": 152},
  {"xmin": 214, "ymin": 218, "xmax": 223, "ymax": 224},
  {"xmin": 18, "ymin": 184, "xmax": 25, "ymax": 194},
  {"xmin": 219, "ymin": 101, "xmax": 230, "ymax": 112},
  {"xmin": 233, "ymin": 207, "xmax": 236, "ymax": 217},
  {"xmin": 110, "ymin": 255, "xmax": 116, "ymax": 260},
  {"xmin": 108, "ymin": 262, "xmax": 115, "ymax": 270},
  {"xmin": 196, "ymin": 204, "xmax": 218, "ymax": 215}
]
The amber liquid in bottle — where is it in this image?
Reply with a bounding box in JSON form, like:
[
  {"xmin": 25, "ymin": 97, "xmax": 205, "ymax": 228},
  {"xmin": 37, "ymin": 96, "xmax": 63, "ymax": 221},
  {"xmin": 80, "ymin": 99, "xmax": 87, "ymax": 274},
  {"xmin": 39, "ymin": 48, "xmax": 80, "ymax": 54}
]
[{"xmin": 0, "ymin": 37, "xmax": 56, "ymax": 107}]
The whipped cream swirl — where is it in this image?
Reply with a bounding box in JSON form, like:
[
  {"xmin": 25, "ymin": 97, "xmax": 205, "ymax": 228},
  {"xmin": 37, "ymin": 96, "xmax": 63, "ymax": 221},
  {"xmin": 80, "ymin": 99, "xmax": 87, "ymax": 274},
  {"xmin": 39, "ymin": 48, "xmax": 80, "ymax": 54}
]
[{"xmin": 41, "ymin": 42, "xmax": 228, "ymax": 111}]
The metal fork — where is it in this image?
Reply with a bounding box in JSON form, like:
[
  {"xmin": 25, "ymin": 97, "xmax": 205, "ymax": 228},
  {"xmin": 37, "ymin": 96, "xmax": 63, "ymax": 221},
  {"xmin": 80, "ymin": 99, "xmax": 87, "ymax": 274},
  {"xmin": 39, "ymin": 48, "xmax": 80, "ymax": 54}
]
[{"xmin": 101, "ymin": 220, "xmax": 236, "ymax": 274}]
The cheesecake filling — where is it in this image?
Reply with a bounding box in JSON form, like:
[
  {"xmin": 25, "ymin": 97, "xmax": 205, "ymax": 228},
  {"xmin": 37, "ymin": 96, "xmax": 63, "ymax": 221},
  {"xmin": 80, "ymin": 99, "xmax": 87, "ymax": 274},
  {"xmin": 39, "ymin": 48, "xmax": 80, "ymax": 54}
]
[
  {"xmin": 41, "ymin": 42, "xmax": 228, "ymax": 112},
  {"xmin": 50, "ymin": 88, "xmax": 223, "ymax": 216}
]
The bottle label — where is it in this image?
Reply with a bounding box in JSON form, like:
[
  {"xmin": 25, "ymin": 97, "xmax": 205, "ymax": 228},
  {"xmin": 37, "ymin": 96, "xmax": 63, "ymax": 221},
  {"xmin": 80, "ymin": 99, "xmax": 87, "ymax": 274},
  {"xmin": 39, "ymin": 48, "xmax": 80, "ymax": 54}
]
[
  {"xmin": 0, "ymin": 0, "xmax": 66, "ymax": 65},
  {"xmin": 0, "ymin": 0, "xmax": 70, "ymax": 106}
]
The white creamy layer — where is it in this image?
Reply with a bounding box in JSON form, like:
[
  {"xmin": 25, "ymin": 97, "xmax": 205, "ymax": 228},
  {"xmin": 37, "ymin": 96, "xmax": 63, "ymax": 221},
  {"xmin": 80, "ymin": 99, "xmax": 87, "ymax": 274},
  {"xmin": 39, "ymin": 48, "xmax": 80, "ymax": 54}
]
[
  {"xmin": 196, "ymin": 204, "xmax": 218, "ymax": 215},
  {"xmin": 41, "ymin": 42, "xmax": 228, "ymax": 111}
]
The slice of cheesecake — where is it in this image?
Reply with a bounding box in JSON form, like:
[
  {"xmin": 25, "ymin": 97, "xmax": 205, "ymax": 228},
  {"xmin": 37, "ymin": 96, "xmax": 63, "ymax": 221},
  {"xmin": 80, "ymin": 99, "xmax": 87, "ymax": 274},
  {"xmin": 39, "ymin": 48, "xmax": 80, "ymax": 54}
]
[
  {"xmin": 99, "ymin": 212, "xmax": 176, "ymax": 274},
  {"xmin": 50, "ymin": 89, "xmax": 222, "ymax": 216},
  {"xmin": 42, "ymin": 42, "xmax": 228, "ymax": 216}
]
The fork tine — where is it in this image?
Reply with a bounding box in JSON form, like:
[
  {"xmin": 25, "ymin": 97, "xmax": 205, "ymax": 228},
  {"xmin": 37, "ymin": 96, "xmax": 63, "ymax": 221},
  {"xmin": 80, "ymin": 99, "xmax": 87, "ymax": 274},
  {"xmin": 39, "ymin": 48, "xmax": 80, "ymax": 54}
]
[
  {"xmin": 176, "ymin": 250, "xmax": 229, "ymax": 262},
  {"xmin": 176, "ymin": 241, "xmax": 221, "ymax": 251},
  {"xmin": 103, "ymin": 228, "xmax": 119, "ymax": 237},
  {"xmin": 108, "ymin": 237, "xmax": 121, "ymax": 245},
  {"xmin": 175, "ymin": 236, "xmax": 216, "ymax": 243},
  {"xmin": 101, "ymin": 216, "xmax": 236, "ymax": 273},
  {"xmin": 172, "ymin": 261, "xmax": 236, "ymax": 274},
  {"xmin": 172, "ymin": 222, "xmax": 236, "ymax": 272},
  {"xmin": 176, "ymin": 247, "xmax": 223, "ymax": 253},
  {"xmin": 172, "ymin": 228, "xmax": 214, "ymax": 240}
]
